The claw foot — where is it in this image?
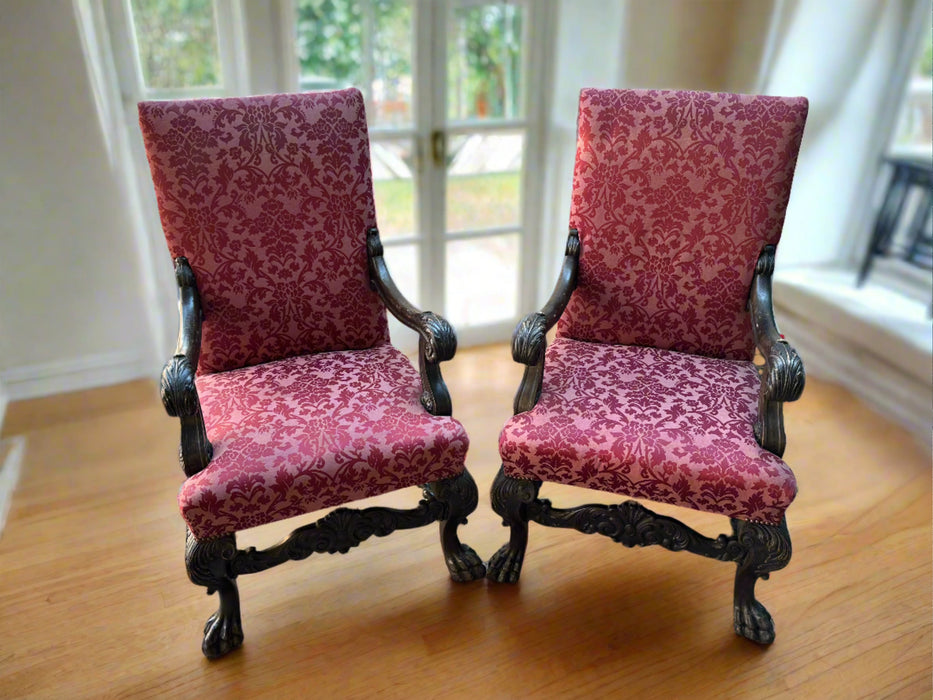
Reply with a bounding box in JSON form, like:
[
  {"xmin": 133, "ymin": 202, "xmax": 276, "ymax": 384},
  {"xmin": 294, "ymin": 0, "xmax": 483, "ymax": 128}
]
[
  {"xmin": 734, "ymin": 598, "xmax": 775, "ymax": 645},
  {"xmin": 486, "ymin": 543, "xmax": 525, "ymax": 584},
  {"xmin": 202, "ymin": 609, "xmax": 244, "ymax": 659},
  {"xmin": 446, "ymin": 544, "xmax": 487, "ymax": 582}
]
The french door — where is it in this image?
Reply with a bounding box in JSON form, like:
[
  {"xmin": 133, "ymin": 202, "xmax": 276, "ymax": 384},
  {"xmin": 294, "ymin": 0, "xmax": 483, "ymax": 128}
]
[{"xmin": 106, "ymin": 0, "xmax": 550, "ymax": 351}]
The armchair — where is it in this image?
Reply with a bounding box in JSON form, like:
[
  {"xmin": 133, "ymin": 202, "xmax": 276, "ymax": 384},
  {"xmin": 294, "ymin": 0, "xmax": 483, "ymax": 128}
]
[
  {"xmin": 488, "ymin": 88, "xmax": 808, "ymax": 645},
  {"xmin": 139, "ymin": 88, "xmax": 484, "ymax": 659}
]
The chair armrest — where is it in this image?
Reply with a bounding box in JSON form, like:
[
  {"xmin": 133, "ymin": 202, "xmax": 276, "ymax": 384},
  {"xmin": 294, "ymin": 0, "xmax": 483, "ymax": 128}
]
[
  {"xmin": 749, "ymin": 245, "xmax": 805, "ymax": 457},
  {"xmin": 512, "ymin": 229, "xmax": 580, "ymax": 414},
  {"xmin": 367, "ymin": 228, "xmax": 456, "ymax": 416},
  {"xmin": 160, "ymin": 257, "xmax": 213, "ymax": 476}
]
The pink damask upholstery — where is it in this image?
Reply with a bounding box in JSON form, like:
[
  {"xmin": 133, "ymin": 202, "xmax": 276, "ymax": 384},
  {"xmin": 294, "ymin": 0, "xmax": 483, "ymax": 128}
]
[
  {"xmin": 559, "ymin": 88, "xmax": 808, "ymax": 361},
  {"xmin": 500, "ymin": 338, "xmax": 796, "ymax": 524},
  {"xmin": 139, "ymin": 89, "xmax": 389, "ymax": 374},
  {"xmin": 181, "ymin": 343, "xmax": 469, "ymax": 540}
]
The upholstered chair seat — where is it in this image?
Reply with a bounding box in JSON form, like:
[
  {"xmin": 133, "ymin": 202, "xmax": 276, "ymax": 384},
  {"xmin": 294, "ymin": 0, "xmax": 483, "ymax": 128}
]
[
  {"xmin": 499, "ymin": 338, "xmax": 796, "ymax": 525},
  {"xmin": 182, "ymin": 344, "xmax": 469, "ymax": 540}
]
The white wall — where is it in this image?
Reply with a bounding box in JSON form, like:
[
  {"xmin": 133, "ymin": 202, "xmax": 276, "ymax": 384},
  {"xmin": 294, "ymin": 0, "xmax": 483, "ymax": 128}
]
[
  {"xmin": 622, "ymin": 0, "xmax": 744, "ymax": 92},
  {"xmin": 0, "ymin": 1, "xmax": 156, "ymax": 400},
  {"xmin": 726, "ymin": 0, "xmax": 780, "ymax": 92}
]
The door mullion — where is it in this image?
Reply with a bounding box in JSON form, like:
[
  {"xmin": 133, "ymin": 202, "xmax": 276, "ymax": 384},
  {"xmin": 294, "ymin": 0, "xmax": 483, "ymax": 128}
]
[
  {"xmin": 431, "ymin": 0, "xmax": 448, "ymax": 317},
  {"xmin": 414, "ymin": 0, "xmax": 447, "ymax": 315},
  {"xmin": 521, "ymin": 0, "xmax": 556, "ymax": 311}
]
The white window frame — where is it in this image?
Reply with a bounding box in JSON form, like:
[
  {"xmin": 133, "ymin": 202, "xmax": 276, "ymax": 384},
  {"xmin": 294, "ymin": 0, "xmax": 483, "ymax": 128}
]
[{"xmin": 107, "ymin": 0, "xmax": 248, "ymax": 100}]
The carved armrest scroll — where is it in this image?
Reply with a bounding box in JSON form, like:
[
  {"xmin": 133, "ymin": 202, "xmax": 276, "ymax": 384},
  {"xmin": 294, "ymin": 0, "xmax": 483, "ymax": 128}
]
[
  {"xmin": 367, "ymin": 228, "xmax": 456, "ymax": 416},
  {"xmin": 748, "ymin": 245, "xmax": 805, "ymax": 457},
  {"xmin": 161, "ymin": 257, "xmax": 213, "ymax": 476},
  {"xmin": 512, "ymin": 229, "xmax": 580, "ymax": 414}
]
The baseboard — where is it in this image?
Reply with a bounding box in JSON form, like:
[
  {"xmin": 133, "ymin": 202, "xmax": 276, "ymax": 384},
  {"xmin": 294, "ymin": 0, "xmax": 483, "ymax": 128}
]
[
  {"xmin": 0, "ymin": 436, "xmax": 25, "ymax": 539},
  {"xmin": 0, "ymin": 351, "xmax": 152, "ymax": 401},
  {"xmin": 0, "ymin": 376, "xmax": 7, "ymax": 434}
]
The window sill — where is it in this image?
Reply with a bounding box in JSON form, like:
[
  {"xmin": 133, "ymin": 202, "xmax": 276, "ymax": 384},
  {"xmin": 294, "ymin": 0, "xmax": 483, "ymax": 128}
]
[{"xmin": 773, "ymin": 265, "xmax": 931, "ymax": 444}]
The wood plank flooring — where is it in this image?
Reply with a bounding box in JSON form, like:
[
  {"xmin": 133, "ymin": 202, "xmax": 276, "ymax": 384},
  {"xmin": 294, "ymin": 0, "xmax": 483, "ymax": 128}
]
[{"xmin": 0, "ymin": 344, "xmax": 929, "ymax": 698}]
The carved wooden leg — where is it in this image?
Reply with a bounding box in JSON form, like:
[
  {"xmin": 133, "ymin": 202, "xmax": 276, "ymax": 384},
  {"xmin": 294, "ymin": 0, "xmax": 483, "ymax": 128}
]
[
  {"xmin": 731, "ymin": 517, "xmax": 792, "ymax": 644},
  {"xmin": 185, "ymin": 530, "xmax": 243, "ymax": 659},
  {"xmin": 428, "ymin": 470, "xmax": 486, "ymax": 582},
  {"xmin": 487, "ymin": 466, "xmax": 541, "ymax": 583}
]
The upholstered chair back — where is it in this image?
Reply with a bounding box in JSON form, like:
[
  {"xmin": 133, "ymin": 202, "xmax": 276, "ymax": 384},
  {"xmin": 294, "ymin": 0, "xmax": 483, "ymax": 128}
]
[
  {"xmin": 139, "ymin": 88, "xmax": 389, "ymax": 374},
  {"xmin": 558, "ymin": 88, "xmax": 808, "ymax": 361}
]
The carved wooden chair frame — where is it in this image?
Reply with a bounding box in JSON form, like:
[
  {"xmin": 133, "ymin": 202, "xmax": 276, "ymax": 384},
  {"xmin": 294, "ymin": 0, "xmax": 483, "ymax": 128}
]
[
  {"xmin": 486, "ymin": 228, "xmax": 805, "ymax": 645},
  {"xmin": 161, "ymin": 227, "xmax": 485, "ymax": 659}
]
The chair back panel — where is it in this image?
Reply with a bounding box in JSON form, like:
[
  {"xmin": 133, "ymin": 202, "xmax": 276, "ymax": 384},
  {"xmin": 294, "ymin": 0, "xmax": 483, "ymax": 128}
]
[
  {"xmin": 558, "ymin": 88, "xmax": 808, "ymax": 360},
  {"xmin": 139, "ymin": 88, "xmax": 389, "ymax": 374}
]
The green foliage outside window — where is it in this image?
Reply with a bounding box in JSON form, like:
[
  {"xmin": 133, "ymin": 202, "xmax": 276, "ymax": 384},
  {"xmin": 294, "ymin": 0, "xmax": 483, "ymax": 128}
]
[
  {"xmin": 448, "ymin": 3, "xmax": 522, "ymax": 120},
  {"xmin": 295, "ymin": 0, "xmax": 365, "ymax": 86},
  {"xmin": 295, "ymin": 0, "xmax": 521, "ymax": 120},
  {"xmin": 918, "ymin": 33, "xmax": 932, "ymax": 77},
  {"xmin": 131, "ymin": 0, "xmax": 221, "ymax": 89},
  {"xmin": 129, "ymin": 0, "xmax": 524, "ymax": 121},
  {"xmin": 295, "ymin": 0, "xmax": 411, "ymax": 91}
]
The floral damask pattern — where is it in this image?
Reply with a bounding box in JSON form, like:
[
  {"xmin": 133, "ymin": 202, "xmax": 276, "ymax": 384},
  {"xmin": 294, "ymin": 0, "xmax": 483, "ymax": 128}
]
[
  {"xmin": 558, "ymin": 88, "xmax": 808, "ymax": 360},
  {"xmin": 500, "ymin": 338, "xmax": 796, "ymax": 524},
  {"xmin": 139, "ymin": 89, "xmax": 389, "ymax": 374},
  {"xmin": 181, "ymin": 344, "xmax": 469, "ymax": 540}
]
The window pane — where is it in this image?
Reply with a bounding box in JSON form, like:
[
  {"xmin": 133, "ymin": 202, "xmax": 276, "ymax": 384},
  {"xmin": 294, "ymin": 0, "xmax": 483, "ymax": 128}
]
[
  {"xmin": 446, "ymin": 131, "xmax": 523, "ymax": 232},
  {"xmin": 383, "ymin": 243, "xmax": 420, "ymax": 348},
  {"xmin": 129, "ymin": 0, "xmax": 221, "ymax": 90},
  {"xmin": 371, "ymin": 0, "xmax": 413, "ymax": 126},
  {"xmin": 383, "ymin": 244, "xmax": 419, "ymax": 307},
  {"xmin": 446, "ymin": 234, "xmax": 519, "ymax": 326},
  {"xmin": 447, "ymin": 2, "xmax": 524, "ymax": 122},
  {"xmin": 372, "ymin": 138, "xmax": 417, "ymax": 240},
  {"xmin": 295, "ymin": 0, "xmax": 362, "ymax": 90},
  {"xmin": 295, "ymin": 0, "xmax": 413, "ymax": 127},
  {"xmin": 890, "ymin": 32, "xmax": 933, "ymax": 157}
]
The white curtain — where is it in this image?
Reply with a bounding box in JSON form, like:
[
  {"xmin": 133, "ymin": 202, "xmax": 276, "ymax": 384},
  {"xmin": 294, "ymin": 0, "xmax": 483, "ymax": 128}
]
[{"xmin": 762, "ymin": 0, "xmax": 928, "ymax": 268}]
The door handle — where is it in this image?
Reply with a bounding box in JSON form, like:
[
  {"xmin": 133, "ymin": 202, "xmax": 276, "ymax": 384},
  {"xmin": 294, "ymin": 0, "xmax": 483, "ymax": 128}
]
[{"xmin": 431, "ymin": 129, "xmax": 446, "ymax": 168}]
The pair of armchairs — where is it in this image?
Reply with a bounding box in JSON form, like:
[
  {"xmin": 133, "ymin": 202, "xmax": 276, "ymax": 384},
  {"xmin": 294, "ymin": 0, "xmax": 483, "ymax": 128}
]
[{"xmin": 138, "ymin": 87, "xmax": 807, "ymax": 659}]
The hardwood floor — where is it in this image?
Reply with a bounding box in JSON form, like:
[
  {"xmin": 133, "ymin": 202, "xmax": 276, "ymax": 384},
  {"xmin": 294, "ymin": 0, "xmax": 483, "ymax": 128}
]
[{"xmin": 0, "ymin": 344, "xmax": 929, "ymax": 698}]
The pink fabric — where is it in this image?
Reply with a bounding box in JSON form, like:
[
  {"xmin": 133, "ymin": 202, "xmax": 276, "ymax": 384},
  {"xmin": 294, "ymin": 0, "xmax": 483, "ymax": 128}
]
[
  {"xmin": 138, "ymin": 89, "xmax": 389, "ymax": 374},
  {"xmin": 180, "ymin": 343, "xmax": 469, "ymax": 540},
  {"xmin": 500, "ymin": 338, "xmax": 796, "ymax": 524},
  {"xmin": 559, "ymin": 88, "xmax": 808, "ymax": 361}
]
